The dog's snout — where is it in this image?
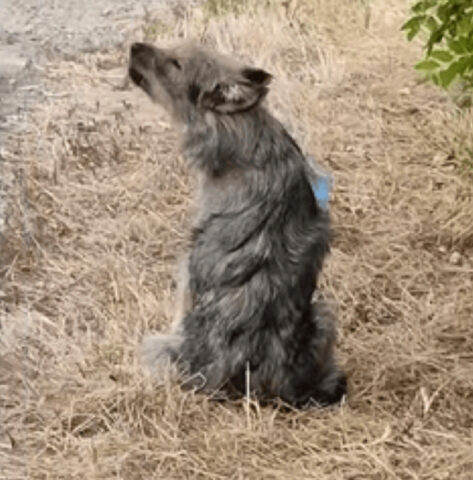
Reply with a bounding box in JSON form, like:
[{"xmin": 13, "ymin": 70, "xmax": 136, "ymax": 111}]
[
  {"xmin": 130, "ymin": 42, "xmax": 146, "ymax": 57},
  {"xmin": 128, "ymin": 42, "xmax": 156, "ymax": 93}
]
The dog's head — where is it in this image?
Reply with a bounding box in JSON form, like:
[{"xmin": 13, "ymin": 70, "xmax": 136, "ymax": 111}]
[{"xmin": 128, "ymin": 41, "xmax": 272, "ymax": 121}]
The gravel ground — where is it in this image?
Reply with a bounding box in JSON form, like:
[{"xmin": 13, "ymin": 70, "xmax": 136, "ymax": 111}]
[{"xmin": 0, "ymin": 0, "xmax": 163, "ymax": 129}]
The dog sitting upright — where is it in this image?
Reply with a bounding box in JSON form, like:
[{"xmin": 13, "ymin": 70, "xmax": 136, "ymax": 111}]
[{"xmin": 129, "ymin": 41, "xmax": 346, "ymax": 408}]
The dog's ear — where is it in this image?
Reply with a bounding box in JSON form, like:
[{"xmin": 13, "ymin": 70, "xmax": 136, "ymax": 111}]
[{"xmin": 201, "ymin": 67, "xmax": 272, "ymax": 113}]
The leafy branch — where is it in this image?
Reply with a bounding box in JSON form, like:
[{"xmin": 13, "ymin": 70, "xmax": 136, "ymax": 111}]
[{"xmin": 402, "ymin": 0, "xmax": 473, "ymax": 89}]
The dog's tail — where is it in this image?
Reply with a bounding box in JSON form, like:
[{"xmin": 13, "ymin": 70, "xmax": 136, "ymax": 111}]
[{"xmin": 139, "ymin": 333, "xmax": 183, "ymax": 380}]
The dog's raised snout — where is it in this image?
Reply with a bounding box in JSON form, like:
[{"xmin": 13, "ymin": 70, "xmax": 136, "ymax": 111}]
[
  {"xmin": 128, "ymin": 42, "xmax": 156, "ymax": 93},
  {"xmin": 131, "ymin": 42, "xmax": 158, "ymax": 58},
  {"xmin": 130, "ymin": 42, "xmax": 146, "ymax": 57}
]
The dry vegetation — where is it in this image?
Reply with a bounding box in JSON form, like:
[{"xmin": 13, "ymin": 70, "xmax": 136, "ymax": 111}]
[{"xmin": 2, "ymin": 0, "xmax": 473, "ymax": 478}]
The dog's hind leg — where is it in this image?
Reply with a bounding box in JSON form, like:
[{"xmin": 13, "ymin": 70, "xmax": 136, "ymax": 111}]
[
  {"xmin": 309, "ymin": 299, "xmax": 347, "ymax": 406},
  {"xmin": 278, "ymin": 300, "xmax": 347, "ymax": 408}
]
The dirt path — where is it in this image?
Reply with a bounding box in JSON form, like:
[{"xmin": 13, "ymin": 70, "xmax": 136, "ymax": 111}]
[{"xmin": 0, "ymin": 0, "xmax": 168, "ymax": 129}]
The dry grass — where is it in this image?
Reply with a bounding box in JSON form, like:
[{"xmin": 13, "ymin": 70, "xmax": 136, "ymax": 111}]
[{"xmin": 2, "ymin": 0, "xmax": 473, "ymax": 478}]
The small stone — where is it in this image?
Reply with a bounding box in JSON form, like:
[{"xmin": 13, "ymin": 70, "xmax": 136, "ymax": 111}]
[
  {"xmin": 400, "ymin": 87, "xmax": 411, "ymax": 96},
  {"xmin": 449, "ymin": 251, "xmax": 462, "ymax": 265},
  {"xmin": 438, "ymin": 246, "xmax": 447, "ymax": 254}
]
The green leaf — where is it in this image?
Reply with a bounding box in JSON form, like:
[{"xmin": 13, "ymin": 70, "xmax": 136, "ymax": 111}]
[
  {"xmin": 430, "ymin": 49, "xmax": 454, "ymax": 62},
  {"xmin": 411, "ymin": 2, "xmax": 423, "ymax": 14},
  {"xmin": 415, "ymin": 59, "xmax": 441, "ymax": 71},
  {"xmin": 466, "ymin": 57, "xmax": 473, "ymax": 73},
  {"xmin": 426, "ymin": 15, "xmax": 440, "ymax": 32},
  {"xmin": 426, "ymin": 30, "xmax": 446, "ymax": 53},
  {"xmin": 401, "ymin": 16, "xmax": 424, "ymax": 40},
  {"xmin": 437, "ymin": 5, "xmax": 449, "ymax": 22},
  {"xmin": 458, "ymin": 36, "xmax": 471, "ymax": 51},
  {"xmin": 408, "ymin": 24, "xmax": 421, "ymax": 40},
  {"xmin": 447, "ymin": 38, "xmax": 468, "ymax": 54},
  {"xmin": 412, "ymin": 0, "xmax": 436, "ymax": 14},
  {"xmin": 431, "ymin": 72, "xmax": 440, "ymax": 85},
  {"xmin": 412, "ymin": 1, "xmax": 426, "ymax": 14},
  {"xmin": 401, "ymin": 15, "xmax": 423, "ymax": 31},
  {"xmin": 438, "ymin": 64, "xmax": 459, "ymax": 87},
  {"xmin": 458, "ymin": 15, "xmax": 473, "ymax": 35},
  {"xmin": 452, "ymin": 56, "xmax": 473, "ymax": 76}
]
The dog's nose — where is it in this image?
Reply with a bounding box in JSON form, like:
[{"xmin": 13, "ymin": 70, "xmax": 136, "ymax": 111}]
[{"xmin": 130, "ymin": 42, "xmax": 146, "ymax": 57}]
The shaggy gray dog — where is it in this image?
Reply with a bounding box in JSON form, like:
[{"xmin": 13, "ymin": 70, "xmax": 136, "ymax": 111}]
[{"xmin": 129, "ymin": 41, "xmax": 346, "ymax": 407}]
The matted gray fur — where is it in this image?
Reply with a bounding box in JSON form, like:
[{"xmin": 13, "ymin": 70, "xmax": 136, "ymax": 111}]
[{"xmin": 129, "ymin": 41, "xmax": 346, "ymax": 408}]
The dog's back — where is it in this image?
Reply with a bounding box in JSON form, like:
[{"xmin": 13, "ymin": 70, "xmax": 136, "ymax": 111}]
[{"xmin": 130, "ymin": 41, "xmax": 346, "ymax": 407}]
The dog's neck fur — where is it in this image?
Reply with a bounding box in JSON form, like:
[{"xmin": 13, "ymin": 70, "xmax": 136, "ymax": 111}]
[{"xmin": 181, "ymin": 106, "xmax": 302, "ymax": 178}]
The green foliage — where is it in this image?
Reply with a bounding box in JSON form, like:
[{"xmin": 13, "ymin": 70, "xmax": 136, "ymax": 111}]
[
  {"xmin": 402, "ymin": 0, "xmax": 473, "ymax": 90},
  {"xmin": 202, "ymin": 0, "xmax": 251, "ymax": 17},
  {"xmin": 142, "ymin": 22, "xmax": 170, "ymax": 42}
]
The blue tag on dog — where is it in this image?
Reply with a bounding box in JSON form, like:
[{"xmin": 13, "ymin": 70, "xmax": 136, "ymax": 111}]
[
  {"xmin": 307, "ymin": 156, "xmax": 332, "ymax": 210},
  {"xmin": 311, "ymin": 176, "xmax": 331, "ymax": 210}
]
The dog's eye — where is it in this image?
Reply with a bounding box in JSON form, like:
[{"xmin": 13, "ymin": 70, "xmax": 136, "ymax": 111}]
[{"xmin": 170, "ymin": 58, "xmax": 181, "ymax": 70}]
